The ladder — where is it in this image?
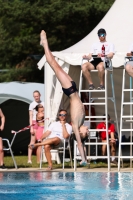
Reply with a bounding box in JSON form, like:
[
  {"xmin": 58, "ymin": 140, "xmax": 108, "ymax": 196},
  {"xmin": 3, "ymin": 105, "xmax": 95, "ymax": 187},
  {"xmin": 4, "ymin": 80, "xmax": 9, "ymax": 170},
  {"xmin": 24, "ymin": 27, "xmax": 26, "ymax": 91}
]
[
  {"xmin": 74, "ymin": 58, "xmax": 119, "ymax": 171},
  {"xmin": 118, "ymin": 57, "xmax": 133, "ymax": 170}
]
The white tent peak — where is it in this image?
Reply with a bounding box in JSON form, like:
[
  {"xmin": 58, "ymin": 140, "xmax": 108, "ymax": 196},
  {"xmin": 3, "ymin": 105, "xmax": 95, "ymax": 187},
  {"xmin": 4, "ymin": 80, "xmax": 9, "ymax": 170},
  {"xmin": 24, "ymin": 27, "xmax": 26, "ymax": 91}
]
[
  {"xmin": 0, "ymin": 82, "xmax": 44, "ymax": 104},
  {"xmin": 62, "ymin": 0, "xmax": 133, "ymax": 55},
  {"xmin": 38, "ymin": 0, "xmax": 133, "ymax": 68}
]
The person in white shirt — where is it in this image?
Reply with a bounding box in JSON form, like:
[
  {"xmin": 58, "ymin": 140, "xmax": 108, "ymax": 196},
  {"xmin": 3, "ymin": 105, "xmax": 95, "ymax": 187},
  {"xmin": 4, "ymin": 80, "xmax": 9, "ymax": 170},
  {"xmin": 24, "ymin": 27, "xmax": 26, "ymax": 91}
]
[
  {"xmin": 29, "ymin": 109, "xmax": 72, "ymax": 170},
  {"xmin": 28, "ymin": 90, "xmax": 44, "ymax": 164},
  {"xmin": 125, "ymin": 43, "xmax": 133, "ymax": 77},
  {"xmin": 82, "ymin": 28, "xmax": 115, "ymax": 90}
]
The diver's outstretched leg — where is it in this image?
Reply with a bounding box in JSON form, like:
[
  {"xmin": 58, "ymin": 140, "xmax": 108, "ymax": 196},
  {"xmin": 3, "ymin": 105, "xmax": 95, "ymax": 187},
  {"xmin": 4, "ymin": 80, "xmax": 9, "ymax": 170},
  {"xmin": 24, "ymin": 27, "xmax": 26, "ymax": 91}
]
[{"xmin": 40, "ymin": 30, "xmax": 72, "ymax": 89}]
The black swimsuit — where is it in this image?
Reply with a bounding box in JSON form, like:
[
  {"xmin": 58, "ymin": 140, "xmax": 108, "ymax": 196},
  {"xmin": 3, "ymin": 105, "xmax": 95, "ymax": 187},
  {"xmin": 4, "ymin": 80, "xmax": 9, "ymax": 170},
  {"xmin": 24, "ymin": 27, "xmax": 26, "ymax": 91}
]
[{"xmin": 62, "ymin": 81, "xmax": 78, "ymax": 97}]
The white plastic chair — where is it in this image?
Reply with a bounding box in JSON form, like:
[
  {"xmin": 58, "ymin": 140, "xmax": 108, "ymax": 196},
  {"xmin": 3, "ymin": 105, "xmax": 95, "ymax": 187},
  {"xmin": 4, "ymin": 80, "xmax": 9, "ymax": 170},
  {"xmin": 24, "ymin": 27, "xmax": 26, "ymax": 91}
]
[
  {"xmin": 2, "ymin": 132, "xmax": 17, "ymax": 169},
  {"xmin": 40, "ymin": 137, "xmax": 73, "ymax": 169},
  {"xmin": 58, "ymin": 137, "xmax": 73, "ymax": 169}
]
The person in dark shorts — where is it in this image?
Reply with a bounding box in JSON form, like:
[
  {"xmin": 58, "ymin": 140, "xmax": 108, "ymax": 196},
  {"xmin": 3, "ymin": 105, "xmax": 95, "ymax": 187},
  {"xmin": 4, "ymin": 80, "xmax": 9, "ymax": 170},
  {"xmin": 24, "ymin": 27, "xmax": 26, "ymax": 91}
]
[
  {"xmin": 82, "ymin": 28, "xmax": 115, "ymax": 90},
  {"xmin": 38, "ymin": 30, "xmax": 89, "ymax": 166}
]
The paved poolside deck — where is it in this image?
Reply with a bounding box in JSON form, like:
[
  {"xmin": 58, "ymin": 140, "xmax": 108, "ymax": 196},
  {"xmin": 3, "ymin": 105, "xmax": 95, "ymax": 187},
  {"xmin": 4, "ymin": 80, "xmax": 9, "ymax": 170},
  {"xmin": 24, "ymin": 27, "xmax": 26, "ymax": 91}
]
[{"xmin": 1, "ymin": 167, "xmax": 133, "ymax": 172}]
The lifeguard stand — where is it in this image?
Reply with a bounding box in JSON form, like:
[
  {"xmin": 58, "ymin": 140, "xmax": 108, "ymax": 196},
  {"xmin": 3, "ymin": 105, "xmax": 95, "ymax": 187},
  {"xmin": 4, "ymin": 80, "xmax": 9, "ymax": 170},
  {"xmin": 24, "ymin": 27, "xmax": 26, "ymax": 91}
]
[
  {"xmin": 74, "ymin": 57, "xmax": 119, "ymax": 171},
  {"xmin": 118, "ymin": 57, "xmax": 133, "ymax": 171}
]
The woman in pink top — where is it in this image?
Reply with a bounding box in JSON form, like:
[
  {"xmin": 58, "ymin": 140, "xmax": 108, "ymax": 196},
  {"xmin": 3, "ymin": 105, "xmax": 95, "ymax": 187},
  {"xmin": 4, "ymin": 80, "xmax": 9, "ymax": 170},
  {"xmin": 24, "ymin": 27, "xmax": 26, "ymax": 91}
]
[{"xmin": 35, "ymin": 104, "xmax": 44, "ymax": 163}]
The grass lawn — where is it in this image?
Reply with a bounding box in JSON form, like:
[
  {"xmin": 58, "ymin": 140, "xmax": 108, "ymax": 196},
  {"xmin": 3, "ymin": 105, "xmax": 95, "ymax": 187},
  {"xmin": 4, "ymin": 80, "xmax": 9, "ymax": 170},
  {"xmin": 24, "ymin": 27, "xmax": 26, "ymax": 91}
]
[
  {"xmin": 4, "ymin": 155, "xmax": 70, "ymax": 169},
  {"xmin": 3, "ymin": 155, "xmax": 131, "ymax": 169}
]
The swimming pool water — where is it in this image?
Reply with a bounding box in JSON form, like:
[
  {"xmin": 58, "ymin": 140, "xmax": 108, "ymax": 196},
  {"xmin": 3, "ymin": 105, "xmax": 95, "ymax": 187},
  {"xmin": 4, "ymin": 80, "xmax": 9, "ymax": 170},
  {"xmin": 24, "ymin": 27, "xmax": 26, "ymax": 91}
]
[{"xmin": 0, "ymin": 172, "xmax": 132, "ymax": 200}]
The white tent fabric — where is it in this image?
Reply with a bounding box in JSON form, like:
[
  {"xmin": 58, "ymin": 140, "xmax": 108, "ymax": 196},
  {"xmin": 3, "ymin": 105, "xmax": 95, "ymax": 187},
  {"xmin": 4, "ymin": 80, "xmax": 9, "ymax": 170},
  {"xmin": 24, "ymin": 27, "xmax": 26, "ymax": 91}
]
[
  {"xmin": 38, "ymin": 0, "xmax": 133, "ymax": 68},
  {"xmin": 0, "ymin": 82, "xmax": 45, "ymax": 104},
  {"xmin": 37, "ymin": 0, "xmax": 133, "ymax": 130}
]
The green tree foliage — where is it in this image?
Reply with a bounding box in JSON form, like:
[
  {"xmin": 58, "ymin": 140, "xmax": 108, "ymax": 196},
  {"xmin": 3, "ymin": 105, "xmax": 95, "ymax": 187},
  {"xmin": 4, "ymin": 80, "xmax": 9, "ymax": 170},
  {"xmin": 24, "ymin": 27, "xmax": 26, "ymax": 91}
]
[{"xmin": 0, "ymin": 0, "xmax": 115, "ymax": 82}]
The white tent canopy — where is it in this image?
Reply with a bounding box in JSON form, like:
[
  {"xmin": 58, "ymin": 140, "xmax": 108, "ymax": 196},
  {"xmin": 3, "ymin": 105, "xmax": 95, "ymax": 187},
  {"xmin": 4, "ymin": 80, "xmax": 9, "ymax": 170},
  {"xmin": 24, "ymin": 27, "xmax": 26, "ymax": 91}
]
[
  {"xmin": 0, "ymin": 82, "xmax": 45, "ymax": 104},
  {"xmin": 0, "ymin": 82, "xmax": 45, "ymax": 153},
  {"xmin": 38, "ymin": 0, "xmax": 133, "ymax": 68},
  {"xmin": 37, "ymin": 0, "xmax": 133, "ymax": 125}
]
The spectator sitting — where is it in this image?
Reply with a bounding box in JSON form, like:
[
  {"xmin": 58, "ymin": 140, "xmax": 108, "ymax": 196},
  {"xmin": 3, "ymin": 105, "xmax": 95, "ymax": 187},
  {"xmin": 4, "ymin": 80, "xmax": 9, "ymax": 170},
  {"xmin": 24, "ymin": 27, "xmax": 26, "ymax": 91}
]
[
  {"xmin": 29, "ymin": 109, "xmax": 72, "ymax": 170},
  {"xmin": 82, "ymin": 28, "xmax": 115, "ymax": 90},
  {"xmin": 96, "ymin": 114, "xmax": 117, "ymax": 165}
]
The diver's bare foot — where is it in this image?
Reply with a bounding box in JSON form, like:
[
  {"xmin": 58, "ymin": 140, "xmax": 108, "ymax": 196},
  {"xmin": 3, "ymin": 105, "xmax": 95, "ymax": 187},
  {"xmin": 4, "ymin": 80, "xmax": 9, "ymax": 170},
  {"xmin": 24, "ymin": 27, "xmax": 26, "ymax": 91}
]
[{"xmin": 40, "ymin": 30, "xmax": 47, "ymax": 46}]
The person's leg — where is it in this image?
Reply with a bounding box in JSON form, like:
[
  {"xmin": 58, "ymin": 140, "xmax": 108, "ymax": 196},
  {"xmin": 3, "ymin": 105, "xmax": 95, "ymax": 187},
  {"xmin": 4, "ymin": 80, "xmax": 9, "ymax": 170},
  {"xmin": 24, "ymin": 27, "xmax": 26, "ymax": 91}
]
[
  {"xmin": 96, "ymin": 62, "xmax": 105, "ymax": 86},
  {"xmin": 101, "ymin": 140, "xmax": 107, "ymax": 156},
  {"xmin": 29, "ymin": 137, "xmax": 61, "ymax": 148},
  {"xmin": 81, "ymin": 62, "xmax": 95, "ymax": 85},
  {"xmin": 44, "ymin": 144, "xmax": 53, "ymax": 169},
  {"xmin": 73, "ymin": 126, "xmax": 86, "ymax": 163},
  {"xmin": 0, "ymin": 138, "xmax": 4, "ymax": 166},
  {"xmin": 28, "ymin": 133, "xmax": 36, "ymax": 163},
  {"xmin": 125, "ymin": 63, "xmax": 133, "ymax": 77},
  {"xmin": 110, "ymin": 142, "xmax": 116, "ymax": 161},
  {"xmin": 36, "ymin": 146, "xmax": 42, "ymax": 164},
  {"xmin": 40, "ymin": 30, "xmax": 73, "ymax": 89},
  {"xmin": 35, "ymin": 127, "xmax": 44, "ymax": 163}
]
